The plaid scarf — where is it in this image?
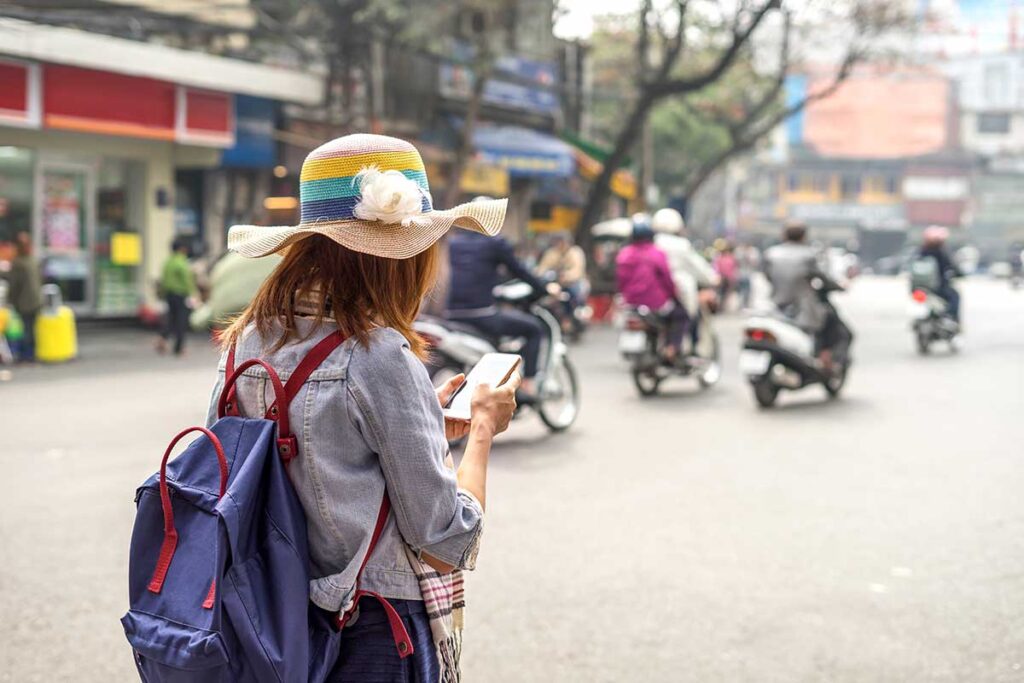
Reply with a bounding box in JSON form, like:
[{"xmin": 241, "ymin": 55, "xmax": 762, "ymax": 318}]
[{"xmin": 403, "ymin": 547, "xmax": 465, "ymax": 683}]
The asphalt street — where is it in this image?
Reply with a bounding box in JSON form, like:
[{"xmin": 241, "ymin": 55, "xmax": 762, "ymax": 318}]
[{"xmin": 1, "ymin": 275, "xmax": 1022, "ymax": 682}]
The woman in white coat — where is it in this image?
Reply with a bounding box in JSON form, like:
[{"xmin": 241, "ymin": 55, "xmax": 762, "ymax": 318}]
[{"xmin": 651, "ymin": 208, "xmax": 719, "ymax": 355}]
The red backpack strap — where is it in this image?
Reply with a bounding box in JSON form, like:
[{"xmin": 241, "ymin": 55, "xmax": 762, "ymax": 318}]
[
  {"xmin": 281, "ymin": 330, "xmax": 348, "ymax": 404},
  {"xmin": 220, "ymin": 331, "xmax": 347, "ymax": 463},
  {"xmin": 223, "ymin": 344, "xmax": 239, "ymax": 416},
  {"xmin": 271, "ymin": 331, "xmax": 347, "ymax": 462},
  {"xmin": 337, "ymin": 495, "xmax": 414, "ymax": 658},
  {"xmin": 148, "ymin": 427, "xmax": 228, "ymax": 595}
]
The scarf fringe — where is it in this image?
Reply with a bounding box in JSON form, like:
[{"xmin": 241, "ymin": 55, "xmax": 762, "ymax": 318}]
[{"xmin": 437, "ymin": 630, "xmax": 462, "ymax": 683}]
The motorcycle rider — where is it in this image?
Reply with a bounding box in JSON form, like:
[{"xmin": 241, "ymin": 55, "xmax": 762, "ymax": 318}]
[
  {"xmin": 617, "ymin": 213, "xmax": 688, "ymax": 361},
  {"xmin": 917, "ymin": 225, "xmax": 962, "ymax": 323},
  {"xmin": 651, "ymin": 208, "xmax": 719, "ymax": 350},
  {"xmin": 536, "ymin": 231, "xmax": 588, "ymax": 332},
  {"xmin": 763, "ymin": 221, "xmax": 852, "ymax": 371},
  {"xmin": 446, "ymin": 206, "xmax": 548, "ymax": 396}
]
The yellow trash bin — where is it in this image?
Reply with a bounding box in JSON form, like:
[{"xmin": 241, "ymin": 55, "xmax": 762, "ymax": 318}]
[{"xmin": 35, "ymin": 284, "xmax": 78, "ymax": 363}]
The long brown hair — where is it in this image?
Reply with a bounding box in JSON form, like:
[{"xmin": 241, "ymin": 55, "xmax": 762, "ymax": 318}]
[{"xmin": 221, "ymin": 235, "xmax": 439, "ymax": 359}]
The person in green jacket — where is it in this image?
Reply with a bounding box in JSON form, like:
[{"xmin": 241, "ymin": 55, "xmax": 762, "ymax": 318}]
[
  {"xmin": 8, "ymin": 231, "xmax": 43, "ymax": 362},
  {"xmin": 156, "ymin": 237, "xmax": 196, "ymax": 356}
]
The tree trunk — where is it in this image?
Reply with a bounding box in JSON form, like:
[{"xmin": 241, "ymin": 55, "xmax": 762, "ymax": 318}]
[
  {"xmin": 575, "ymin": 94, "xmax": 653, "ymax": 254},
  {"xmin": 682, "ymin": 140, "xmax": 752, "ymax": 200}
]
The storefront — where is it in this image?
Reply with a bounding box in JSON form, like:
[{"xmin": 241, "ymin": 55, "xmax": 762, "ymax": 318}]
[
  {"xmin": 0, "ymin": 18, "xmax": 322, "ymax": 317},
  {"xmin": 471, "ymin": 124, "xmax": 577, "ymax": 241},
  {"xmin": 0, "ymin": 59, "xmax": 230, "ymax": 316}
]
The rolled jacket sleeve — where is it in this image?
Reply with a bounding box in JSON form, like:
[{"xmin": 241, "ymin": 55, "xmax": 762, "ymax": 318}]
[{"xmin": 348, "ymin": 332, "xmax": 484, "ymax": 569}]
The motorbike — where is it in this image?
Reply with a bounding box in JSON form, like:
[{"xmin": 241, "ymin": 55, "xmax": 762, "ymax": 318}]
[
  {"xmin": 618, "ymin": 303, "xmax": 721, "ymax": 396},
  {"xmin": 537, "ymin": 271, "xmax": 591, "ymax": 343},
  {"xmin": 910, "ymin": 288, "xmax": 959, "ymax": 354},
  {"xmin": 415, "ymin": 281, "xmax": 580, "ymax": 433},
  {"xmin": 739, "ymin": 279, "xmax": 849, "ymax": 408}
]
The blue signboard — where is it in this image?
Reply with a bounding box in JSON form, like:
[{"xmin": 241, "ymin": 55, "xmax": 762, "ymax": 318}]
[
  {"xmin": 784, "ymin": 74, "xmax": 807, "ymax": 145},
  {"xmin": 439, "ymin": 43, "xmax": 561, "ymax": 116},
  {"xmin": 221, "ymin": 95, "xmax": 277, "ymax": 168}
]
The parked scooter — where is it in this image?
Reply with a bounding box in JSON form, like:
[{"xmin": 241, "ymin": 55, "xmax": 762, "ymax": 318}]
[
  {"xmin": 416, "ymin": 281, "xmax": 580, "ymax": 432},
  {"xmin": 740, "ymin": 280, "xmax": 849, "ymax": 408},
  {"xmin": 910, "ymin": 288, "xmax": 959, "ymax": 354},
  {"xmin": 618, "ymin": 302, "xmax": 720, "ymax": 396}
]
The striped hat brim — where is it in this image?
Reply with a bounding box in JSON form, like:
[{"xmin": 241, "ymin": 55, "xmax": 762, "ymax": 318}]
[{"xmin": 228, "ymin": 197, "xmax": 507, "ymax": 260}]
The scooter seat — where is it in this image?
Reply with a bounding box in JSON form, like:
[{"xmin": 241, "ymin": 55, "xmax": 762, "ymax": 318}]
[{"xmin": 443, "ymin": 319, "xmax": 502, "ymax": 346}]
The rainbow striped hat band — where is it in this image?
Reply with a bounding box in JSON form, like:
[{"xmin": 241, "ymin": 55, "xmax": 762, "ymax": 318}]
[{"xmin": 228, "ymin": 134, "xmax": 507, "ymax": 260}]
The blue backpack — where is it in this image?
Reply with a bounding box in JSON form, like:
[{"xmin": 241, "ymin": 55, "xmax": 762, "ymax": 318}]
[{"xmin": 121, "ymin": 331, "xmax": 402, "ymax": 682}]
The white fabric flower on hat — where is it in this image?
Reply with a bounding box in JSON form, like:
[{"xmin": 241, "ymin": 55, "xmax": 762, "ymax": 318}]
[{"xmin": 352, "ymin": 165, "xmax": 429, "ymax": 227}]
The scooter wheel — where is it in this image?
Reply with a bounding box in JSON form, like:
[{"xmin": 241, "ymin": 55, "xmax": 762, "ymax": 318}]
[
  {"xmin": 633, "ymin": 368, "xmax": 662, "ymax": 397},
  {"xmin": 915, "ymin": 331, "xmax": 931, "ymax": 355},
  {"xmin": 696, "ymin": 336, "xmax": 722, "ymax": 389},
  {"xmin": 753, "ymin": 380, "xmax": 779, "ymax": 408},
  {"xmin": 825, "ymin": 365, "xmax": 847, "ymax": 398},
  {"xmin": 537, "ymin": 356, "xmax": 580, "ymax": 431}
]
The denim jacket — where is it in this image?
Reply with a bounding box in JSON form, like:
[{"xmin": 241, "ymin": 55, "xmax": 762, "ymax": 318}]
[{"xmin": 205, "ymin": 319, "xmax": 483, "ymax": 611}]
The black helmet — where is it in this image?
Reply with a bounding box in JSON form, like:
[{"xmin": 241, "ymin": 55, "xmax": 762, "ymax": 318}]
[{"xmin": 631, "ymin": 212, "xmax": 654, "ymax": 242}]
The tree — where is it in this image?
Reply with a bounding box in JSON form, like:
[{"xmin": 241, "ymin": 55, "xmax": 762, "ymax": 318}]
[
  {"xmin": 575, "ymin": 0, "xmax": 912, "ymax": 252},
  {"xmin": 253, "ymin": 0, "xmax": 527, "ymax": 209}
]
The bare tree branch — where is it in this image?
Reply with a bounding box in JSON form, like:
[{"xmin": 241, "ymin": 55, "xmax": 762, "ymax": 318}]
[
  {"xmin": 658, "ymin": 0, "xmax": 689, "ymax": 77},
  {"xmin": 738, "ymin": 8, "xmax": 791, "ymax": 130},
  {"xmin": 647, "ymin": 0, "xmax": 779, "ymax": 98},
  {"xmin": 637, "ymin": 0, "xmax": 653, "ymax": 79},
  {"xmin": 682, "ymin": 44, "xmax": 864, "ymax": 197}
]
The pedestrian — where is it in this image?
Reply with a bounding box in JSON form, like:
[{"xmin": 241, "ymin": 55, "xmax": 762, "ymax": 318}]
[
  {"xmin": 7, "ymin": 231, "xmax": 42, "ymax": 363},
  {"xmin": 155, "ymin": 236, "xmax": 195, "ymax": 356},
  {"xmin": 713, "ymin": 240, "xmax": 739, "ymax": 310},
  {"xmin": 217, "ymin": 134, "xmax": 519, "ymax": 681},
  {"xmin": 736, "ymin": 244, "xmax": 760, "ymax": 309}
]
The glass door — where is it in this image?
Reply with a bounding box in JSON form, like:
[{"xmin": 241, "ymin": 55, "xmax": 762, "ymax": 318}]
[{"xmin": 36, "ymin": 161, "xmax": 95, "ymax": 312}]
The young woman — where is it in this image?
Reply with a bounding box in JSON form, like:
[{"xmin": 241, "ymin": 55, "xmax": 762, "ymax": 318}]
[{"xmin": 211, "ymin": 134, "xmax": 518, "ymax": 682}]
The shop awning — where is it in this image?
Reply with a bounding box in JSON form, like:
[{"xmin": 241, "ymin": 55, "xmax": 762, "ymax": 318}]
[
  {"xmin": 0, "ymin": 17, "xmax": 323, "ymax": 105},
  {"xmin": 561, "ymin": 131, "xmax": 638, "ymax": 201},
  {"xmin": 573, "ymin": 148, "xmax": 638, "ymax": 201},
  {"xmin": 473, "ymin": 125, "xmax": 575, "ymax": 178}
]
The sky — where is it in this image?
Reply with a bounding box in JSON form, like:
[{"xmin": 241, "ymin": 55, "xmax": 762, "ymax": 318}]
[{"xmin": 555, "ymin": 0, "xmax": 629, "ymax": 39}]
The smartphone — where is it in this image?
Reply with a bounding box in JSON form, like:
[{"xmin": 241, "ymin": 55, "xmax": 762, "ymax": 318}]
[{"xmin": 443, "ymin": 353, "xmax": 521, "ymax": 422}]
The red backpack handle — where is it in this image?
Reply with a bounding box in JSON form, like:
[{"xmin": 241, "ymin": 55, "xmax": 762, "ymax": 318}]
[
  {"xmin": 148, "ymin": 426, "xmax": 227, "ymax": 594},
  {"xmin": 216, "ymin": 358, "xmax": 291, "ymax": 437}
]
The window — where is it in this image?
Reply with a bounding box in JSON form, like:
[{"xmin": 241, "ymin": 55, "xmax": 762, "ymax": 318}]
[
  {"xmin": 0, "ymin": 146, "xmax": 33, "ymax": 262},
  {"xmin": 884, "ymin": 175, "xmax": 900, "ymax": 195},
  {"xmin": 95, "ymin": 159, "xmax": 144, "ymax": 315},
  {"xmin": 977, "ymin": 112, "xmax": 1011, "ymax": 134},
  {"xmin": 787, "ymin": 172, "xmax": 800, "ymax": 192},
  {"xmin": 840, "ymin": 175, "xmax": 861, "ymax": 199},
  {"xmin": 983, "ymin": 62, "xmax": 1011, "ymax": 107}
]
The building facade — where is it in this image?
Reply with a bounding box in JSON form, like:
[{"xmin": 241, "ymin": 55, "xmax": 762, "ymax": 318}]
[
  {"xmin": 0, "ymin": 17, "xmax": 321, "ymax": 317},
  {"xmin": 732, "ymin": 66, "xmax": 962, "ymax": 257}
]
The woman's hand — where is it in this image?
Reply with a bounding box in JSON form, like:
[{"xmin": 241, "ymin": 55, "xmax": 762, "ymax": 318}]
[
  {"xmin": 454, "ymin": 373, "xmax": 521, "ymax": 513},
  {"xmin": 470, "ymin": 372, "xmax": 521, "ymax": 437},
  {"xmin": 436, "ymin": 374, "xmax": 472, "ymax": 441}
]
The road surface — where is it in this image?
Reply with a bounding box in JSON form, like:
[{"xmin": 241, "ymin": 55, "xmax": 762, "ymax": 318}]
[{"xmin": 1, "ymin": 275, "xmax": 1022, "ymax": 682}]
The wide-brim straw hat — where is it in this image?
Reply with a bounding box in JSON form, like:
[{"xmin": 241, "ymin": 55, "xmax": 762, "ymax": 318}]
[{"xmin": 228, "ymin": 133, "xmax": 507, "ymax": 260}]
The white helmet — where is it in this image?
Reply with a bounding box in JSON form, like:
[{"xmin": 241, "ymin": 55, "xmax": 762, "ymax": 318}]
[{"xmin": 652, "ymin": 208, "xmax": 685, "ymax": 235}]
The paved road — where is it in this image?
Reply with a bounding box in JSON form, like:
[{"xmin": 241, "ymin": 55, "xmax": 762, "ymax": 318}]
[{"xmin": 2, "ymin": 276, "xmax": 1022, "ymax": 682}]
